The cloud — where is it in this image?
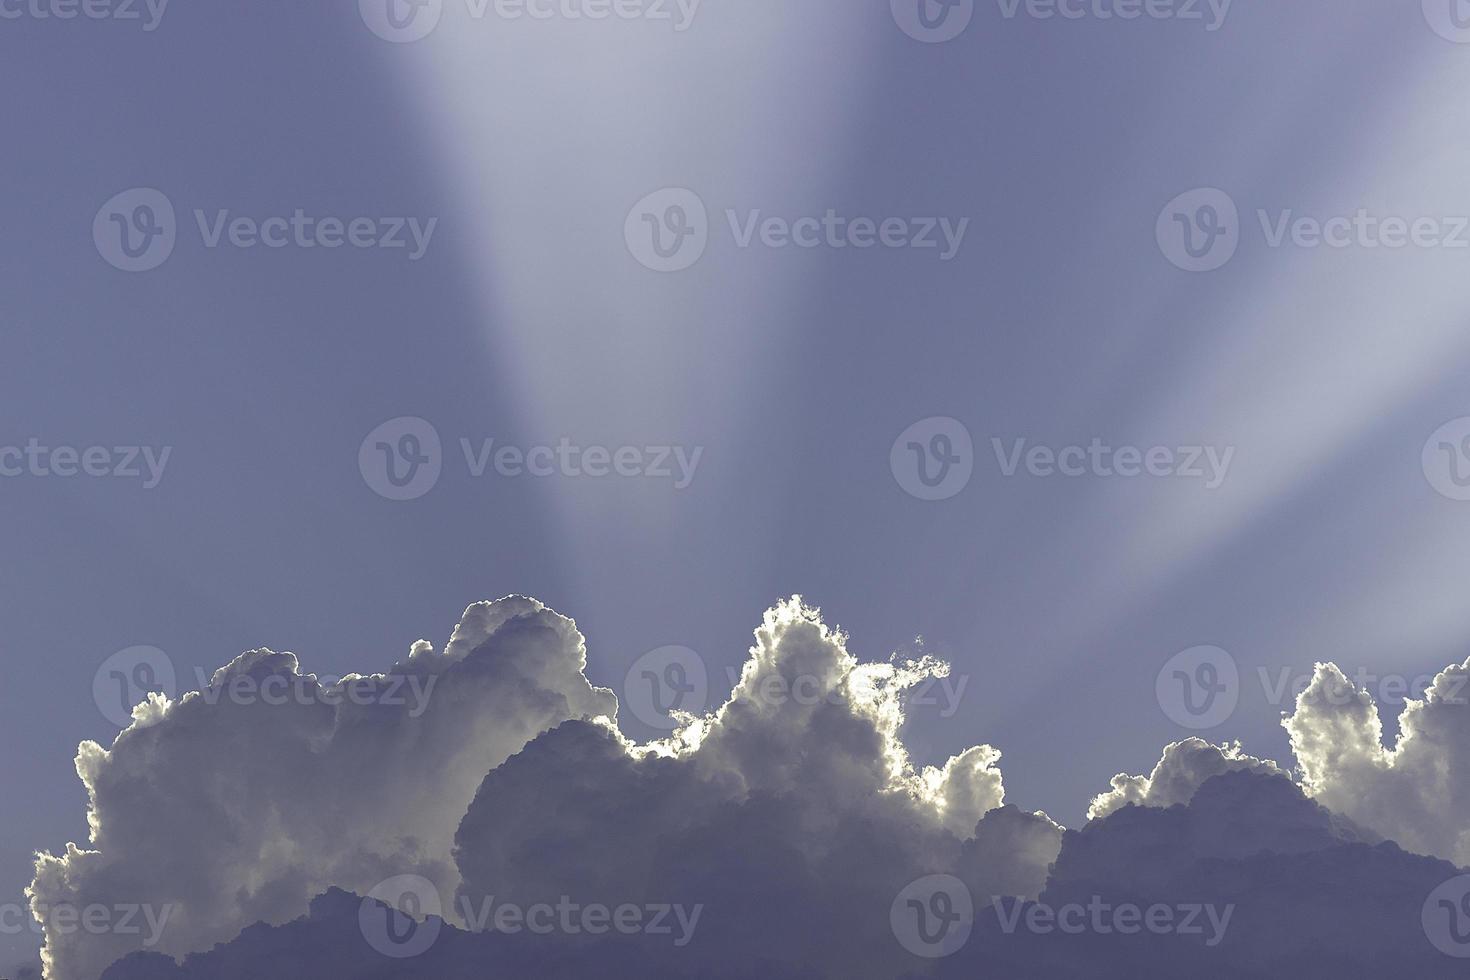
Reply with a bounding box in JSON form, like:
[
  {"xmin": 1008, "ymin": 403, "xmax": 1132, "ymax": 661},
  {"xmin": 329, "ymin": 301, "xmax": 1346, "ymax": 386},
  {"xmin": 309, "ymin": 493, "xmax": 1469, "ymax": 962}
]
[
  {"xmin": 29, "ymin": 596, "xmax": 617, "ymax": 980},
  {"xmin": 34, "ymin": 596, "xmax": 1470, "ymax": 979},
  {"xmin": 1087, "ymin": 737, "xmax": 1285, "ymax": 820},
  {"xmin": 450, "ymin": 598, "xmax": 1061, "ymax": 977},
  {"xmin": 929, "ymin": 770, "xmax": 1464, "ymax": 979},
  {"xmin": 100, "ymin": 770, "xmax": 1470, "ymax": 980},
  {"xmin": 1285, "ymin": 658, "xmax": 1470, "ymax": 867}
]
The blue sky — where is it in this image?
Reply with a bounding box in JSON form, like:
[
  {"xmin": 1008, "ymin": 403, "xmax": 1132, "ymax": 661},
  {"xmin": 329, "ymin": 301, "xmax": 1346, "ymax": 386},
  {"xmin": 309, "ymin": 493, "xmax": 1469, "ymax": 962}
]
[{"xmin": 7, "ymin": 0, "xmax": 1470, "ymax": 970}]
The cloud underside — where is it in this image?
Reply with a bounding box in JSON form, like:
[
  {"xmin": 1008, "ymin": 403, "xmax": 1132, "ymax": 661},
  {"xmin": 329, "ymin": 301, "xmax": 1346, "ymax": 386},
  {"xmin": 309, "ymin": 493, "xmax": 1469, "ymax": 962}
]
[{"xmin": 27, "ymin": 597, "xmax": 1470, "ymax": 979}]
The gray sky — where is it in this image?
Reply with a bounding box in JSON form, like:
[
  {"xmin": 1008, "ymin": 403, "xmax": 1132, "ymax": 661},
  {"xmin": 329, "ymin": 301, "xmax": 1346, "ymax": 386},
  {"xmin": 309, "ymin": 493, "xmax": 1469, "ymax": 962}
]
[{"xmin": 7, "ymin": 0, "xmax": 1470, "ymax": 969}]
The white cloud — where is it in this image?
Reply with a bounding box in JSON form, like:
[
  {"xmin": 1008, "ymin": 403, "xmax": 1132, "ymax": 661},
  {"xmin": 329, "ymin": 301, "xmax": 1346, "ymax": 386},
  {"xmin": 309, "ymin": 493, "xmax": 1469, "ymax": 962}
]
[
  {"xmin": 1088, "ymin": 738, "xmax": 1284, "ymax": 821},
  {"xmin": 1285, "ymin": 659, "xmax": 1470, "ymax": 867},
  {"xmin": 452, "ymin": 597, "xmax": 1060, "ymax": 977},
  {"xmin": 30, "ymin": 596, "xmax": 617, "ymax": 980}
]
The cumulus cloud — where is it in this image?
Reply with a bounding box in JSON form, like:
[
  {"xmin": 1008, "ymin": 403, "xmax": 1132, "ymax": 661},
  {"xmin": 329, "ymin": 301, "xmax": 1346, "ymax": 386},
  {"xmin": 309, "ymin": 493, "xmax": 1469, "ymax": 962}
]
[
  {"xmin": 30, "ymin": 596, "xmax": 617, "ymax": 980},
  {"xmin": 1285, "ymin": 658, "xmax": 1470, "ymax": 867},
  {"xmin": 929, "ymin": 770, "xmax": 1463, "ymax": 979},
  {"xmin": 449, "ymin": 598, "xmax": 1061, "ymax": 977},
  {"xmin": 33, "ymin": 595, "xmax": 1470, "ymax": 979},
  {"xmin": 1087, "ymin": 738, "xmax": 1285, "ymax": 820}
]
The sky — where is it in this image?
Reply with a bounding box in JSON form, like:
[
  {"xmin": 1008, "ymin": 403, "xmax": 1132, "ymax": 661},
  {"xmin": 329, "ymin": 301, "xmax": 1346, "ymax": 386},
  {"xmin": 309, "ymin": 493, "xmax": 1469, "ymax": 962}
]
[{"xmin": 6, "ymin": 0, "xmax": 1470, "ymax": 975}]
